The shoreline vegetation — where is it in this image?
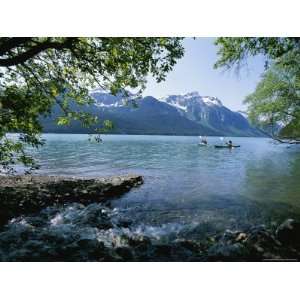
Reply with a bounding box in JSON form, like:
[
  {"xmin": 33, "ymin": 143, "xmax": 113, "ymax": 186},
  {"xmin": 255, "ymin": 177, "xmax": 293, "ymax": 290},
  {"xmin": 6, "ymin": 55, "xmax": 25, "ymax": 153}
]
[{"xmin": 0, "ymin": 175, "xmax": 300, "ymax": 261}]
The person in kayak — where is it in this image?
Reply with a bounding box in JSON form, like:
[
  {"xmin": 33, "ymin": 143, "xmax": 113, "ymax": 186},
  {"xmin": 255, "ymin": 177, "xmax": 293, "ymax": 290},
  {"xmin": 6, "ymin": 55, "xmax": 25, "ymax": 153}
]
[
  {"xmin": 201, "ymin": 136, "xmax": 208, "ymax": 145},
  {"xmin": 226, "ymin": 140, "xmax": 233, "ymax": 148}
]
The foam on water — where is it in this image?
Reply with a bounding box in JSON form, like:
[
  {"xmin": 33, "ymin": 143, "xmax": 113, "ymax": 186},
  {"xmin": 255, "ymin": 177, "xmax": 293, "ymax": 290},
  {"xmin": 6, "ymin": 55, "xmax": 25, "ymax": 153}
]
[{"xmin": 0, "ymin": 200, "xmax": 225, "ymax": 261}]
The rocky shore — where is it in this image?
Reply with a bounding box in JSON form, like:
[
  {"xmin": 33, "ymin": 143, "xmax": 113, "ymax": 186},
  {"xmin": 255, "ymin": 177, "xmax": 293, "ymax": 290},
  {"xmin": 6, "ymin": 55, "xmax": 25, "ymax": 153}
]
[
  {"xmin": 0, "ymin": 174, "xmax": 299, "ymax": 261},
  {"xmin": 203, "ymin": 219, "xmax": 300, "ymax": 261},
  {"xmin": 0, "ymin": 174, "xmax": 143, "ymax": 226},
  {"xmin": 0, "ymin": 200, "xmax": 299, "ymax": 261}
]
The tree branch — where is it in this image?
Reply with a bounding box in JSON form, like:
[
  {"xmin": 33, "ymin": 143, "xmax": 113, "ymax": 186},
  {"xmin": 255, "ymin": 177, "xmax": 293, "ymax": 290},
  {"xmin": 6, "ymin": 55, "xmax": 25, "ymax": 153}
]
[
  {"xmin": 0, "ymin": 37, "xmax": 32, "ymax": 56},
  {"xmin": 0, "ymin": 38, "xmax": 77, "ymax": 67}
]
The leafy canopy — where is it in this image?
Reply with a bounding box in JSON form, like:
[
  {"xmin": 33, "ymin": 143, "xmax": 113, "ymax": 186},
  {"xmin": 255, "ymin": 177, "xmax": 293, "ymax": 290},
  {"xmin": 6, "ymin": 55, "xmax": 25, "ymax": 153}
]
[
  {"xmin": 214, "ymin": 37, "xmax": 300, "ymax": 70},
  {"xmin": 0, "ymin": 37, "xmax": 184, "ymax": 173},
  {"xmin": 214, "ymin": 37, "xmax": 300, "ymax": 137},
  {"xmin": 245, "ymin": 53, "xmax": 300, "ymax": 134}
]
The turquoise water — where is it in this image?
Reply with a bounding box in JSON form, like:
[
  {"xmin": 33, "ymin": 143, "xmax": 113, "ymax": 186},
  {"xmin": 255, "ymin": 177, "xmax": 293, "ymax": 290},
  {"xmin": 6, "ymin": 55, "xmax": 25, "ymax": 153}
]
[{"xmin": 31, "ymin": 134, "xmax": 300, "ymax": 232}]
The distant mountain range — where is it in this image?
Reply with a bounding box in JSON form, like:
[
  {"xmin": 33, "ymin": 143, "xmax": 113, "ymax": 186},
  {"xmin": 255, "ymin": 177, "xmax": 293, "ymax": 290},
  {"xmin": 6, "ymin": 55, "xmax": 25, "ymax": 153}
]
[{"xmin": 41, "ymin": 90, "xmax": 264, "ymax": 136}]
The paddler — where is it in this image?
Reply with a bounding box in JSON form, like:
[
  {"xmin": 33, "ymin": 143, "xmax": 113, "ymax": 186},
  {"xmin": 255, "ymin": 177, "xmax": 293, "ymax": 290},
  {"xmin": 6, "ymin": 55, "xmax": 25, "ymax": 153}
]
[
  {"xmin": 201, "ymin": 136, "xmax": 208, "ymax": 145},
  {"xmin": 226, "ymin": 140, "xmax": 233, "ymax": 148}
]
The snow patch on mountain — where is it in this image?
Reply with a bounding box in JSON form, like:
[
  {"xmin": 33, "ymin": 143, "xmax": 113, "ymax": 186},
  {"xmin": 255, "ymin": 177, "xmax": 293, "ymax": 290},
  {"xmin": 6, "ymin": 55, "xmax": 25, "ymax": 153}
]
[
  {"xmin": 157, "ymin": 96, "xmax": 188, "ymax": 112},
  {"xmin": 158, "ymin": 91, "xmax": 223, "ymax": 112},
  {"xmin": 95, "ymin": 102, "xmax": 124, "ymax": 108},
  {"xmin": 169, "ymin": 102, "xmax": 188, "ymax": 112},
  {"xmin": 90, "ymin": 90, "xmax": 223, "ymax": 111},
  {"xmin": 202, "ymin": 96, "xmax": 222, "ymax": 106},
  {"xmin": 90, "ymin": 89, "xmax": 136, "ymax": 108},
  {"xmin": 237, "ymin": 110, "xmax": 249, "ymax": 119}
]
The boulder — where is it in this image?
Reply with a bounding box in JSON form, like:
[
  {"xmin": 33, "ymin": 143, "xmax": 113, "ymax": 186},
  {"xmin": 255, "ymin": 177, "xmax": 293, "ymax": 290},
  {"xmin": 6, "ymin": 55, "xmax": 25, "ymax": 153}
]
[
  {"xmin": 276, "ymin": 219, "xmax": 300, "ymax": 247},
  {"xmin": 115, "ymin": 247, "xmax": 134, "ymax": 260},
  {"xmin": 207, "ymin": 242, "xmax": 247, "ymax": 261},
  {"xmin": 128, "ymin": 235, "xmax": 152, "ymax": 251}
]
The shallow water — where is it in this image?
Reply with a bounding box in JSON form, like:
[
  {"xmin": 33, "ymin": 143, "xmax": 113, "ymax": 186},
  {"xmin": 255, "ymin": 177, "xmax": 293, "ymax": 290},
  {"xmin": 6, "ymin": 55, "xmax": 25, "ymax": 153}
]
[{"xmin": 3, "ymin": 134, "xmax": 300, "ymax": 256}]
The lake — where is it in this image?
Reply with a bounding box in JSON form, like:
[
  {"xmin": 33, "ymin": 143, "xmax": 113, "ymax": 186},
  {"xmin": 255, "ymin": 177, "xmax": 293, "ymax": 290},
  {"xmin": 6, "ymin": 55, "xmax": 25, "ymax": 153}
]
[{"xmin": 28, "ymin": 134, "xmax": 300, "ymax": 237}]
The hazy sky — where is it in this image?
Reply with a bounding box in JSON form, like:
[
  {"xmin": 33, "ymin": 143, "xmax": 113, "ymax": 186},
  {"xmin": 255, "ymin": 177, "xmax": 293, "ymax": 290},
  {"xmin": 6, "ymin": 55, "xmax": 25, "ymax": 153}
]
[{"xmin": 143, "ymin": 38, "xmax": 266, "ymax": 111}]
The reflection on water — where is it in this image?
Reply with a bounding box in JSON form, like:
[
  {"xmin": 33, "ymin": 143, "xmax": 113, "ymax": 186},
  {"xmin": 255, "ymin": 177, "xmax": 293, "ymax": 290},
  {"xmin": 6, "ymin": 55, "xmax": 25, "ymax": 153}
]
[{"xmin": 28, "ymin": 134, "xmax": 300, "ymax": 230}]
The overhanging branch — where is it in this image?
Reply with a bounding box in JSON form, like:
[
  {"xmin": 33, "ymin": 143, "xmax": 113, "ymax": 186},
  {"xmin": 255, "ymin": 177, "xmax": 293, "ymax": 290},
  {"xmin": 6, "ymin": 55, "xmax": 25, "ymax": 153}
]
[{"xmin": 0, "ymin": 38, "xmax": 77, "ymax": 67}]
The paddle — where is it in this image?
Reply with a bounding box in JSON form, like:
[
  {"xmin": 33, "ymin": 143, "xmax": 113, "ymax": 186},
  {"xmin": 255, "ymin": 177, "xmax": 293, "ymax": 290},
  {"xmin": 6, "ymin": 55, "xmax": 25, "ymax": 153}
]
[{"xmin": 219, "ymin": 137, "xmax": 228, "ymax": 145}]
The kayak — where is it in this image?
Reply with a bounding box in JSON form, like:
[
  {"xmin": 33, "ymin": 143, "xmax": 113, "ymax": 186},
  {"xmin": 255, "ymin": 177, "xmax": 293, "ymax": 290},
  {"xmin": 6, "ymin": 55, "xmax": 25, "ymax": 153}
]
[{"xmin": 214, "ymin": 145, "xmax": 240, "ymax": 149}]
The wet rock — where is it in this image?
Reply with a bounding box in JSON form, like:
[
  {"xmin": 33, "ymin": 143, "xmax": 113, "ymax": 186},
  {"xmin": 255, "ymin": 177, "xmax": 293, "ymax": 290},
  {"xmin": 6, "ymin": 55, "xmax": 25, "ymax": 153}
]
[
  {"xmin": 77, "ymin": 238, "xmax": 99, "ymax": 249},
  {"xmin": 204, "ymin": 226, "xmax": 281, "ymax": 261},
  {"xmin": 237, "ymin": 227, "xmax": 284, "ymax": 260},
  {"xmin": 1, "ymin": 190, "xmax": 300, "ymax": 262},
  {"xmin": 116, "ymin": 218, "xmax": 133, "ymax": 228},
  {"xmin": 115, "ymin": 247, "xmax": 134, "ymax": 261},
  {"xmin": 174, "ymin": 239, "xmax": 201, "ymax": 252},
  {"xmin": 128, "ymin": 235, "xmax": 152, "ymax": 251},
  {"xmin": 245, "ymin": 227, "xmax": 278, "ymax": 246},
  {"xmin": 71, "ymin": 204, "xmax": 113, "ymax": 229},
  {"xmin": 276, "ymin": 219, "xmax": 300, "ymax": 248},
  {"xmin": 235, "ymin": 232, "xmax": 247, "ymax": 242},
  {"xmin": 153, "ymin": 244, "xmax": 173, "ymax": 257},
  {"xmin": 23, "ymin": 240, "xmax": 45, "ymax": 251},
  {"xmin": 26, "ymin": 216, "xmax": 48, "ymax": 227},
  {"xmin": 0, "ymin": 174, "xmax": 143, "ymax": 226},
  {"xmin": 207, "ymin": 242, "xmax": 247, "ymax": 260}
]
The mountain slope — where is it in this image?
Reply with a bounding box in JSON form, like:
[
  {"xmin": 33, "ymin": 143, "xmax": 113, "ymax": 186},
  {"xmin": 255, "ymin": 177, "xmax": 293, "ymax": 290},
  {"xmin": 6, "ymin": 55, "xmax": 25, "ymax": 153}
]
[
  {"xmin": 41, "ymin": 90, "xmax": 264, "ymax": 136},
  {"xmin": 159, "ymin": 92, "xmax": 262, "ymax": 136}
]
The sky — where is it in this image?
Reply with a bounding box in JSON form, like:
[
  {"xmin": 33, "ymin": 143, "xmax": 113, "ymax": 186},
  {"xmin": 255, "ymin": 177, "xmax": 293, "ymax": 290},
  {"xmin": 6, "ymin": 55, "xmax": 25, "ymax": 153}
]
[{"xmin": 143, "ymin": 38, "xmax": 266, "ymax": 111}]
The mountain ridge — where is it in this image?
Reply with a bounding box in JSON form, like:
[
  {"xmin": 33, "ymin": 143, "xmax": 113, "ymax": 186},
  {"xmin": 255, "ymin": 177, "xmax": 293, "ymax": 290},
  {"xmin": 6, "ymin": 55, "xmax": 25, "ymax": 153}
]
[{"xmin": 40, "ymin": 90, "xmax": 264, "ymax": 137}]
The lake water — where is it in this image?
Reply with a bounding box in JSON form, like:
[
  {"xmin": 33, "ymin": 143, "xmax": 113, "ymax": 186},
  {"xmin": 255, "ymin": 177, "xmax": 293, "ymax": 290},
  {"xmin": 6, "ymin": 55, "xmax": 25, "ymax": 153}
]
[
  {"xmin": 31, "ymin": 134, "xmax": 300, "ymax": 234},
  {"xmin": 2, "ymin": 133, "xmax": 300, "ymax": 261}
]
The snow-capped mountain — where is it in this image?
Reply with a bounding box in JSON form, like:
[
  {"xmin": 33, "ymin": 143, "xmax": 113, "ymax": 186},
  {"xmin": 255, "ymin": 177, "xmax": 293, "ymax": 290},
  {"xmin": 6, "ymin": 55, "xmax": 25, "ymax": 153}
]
[
  {"xmin": 89, "ymin": 89, "xmax": 135, "ymax": 108},
  {"xmin": 41, "ymin": 90, "xmax": 264, "ymax": 136},
  {"xmin": 159, "ymin": 91, "xmax": 223, "ymax": 112},
  {"xmin": 156, "ymin": 91, "xmax": 261, "ymax": 136}
]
